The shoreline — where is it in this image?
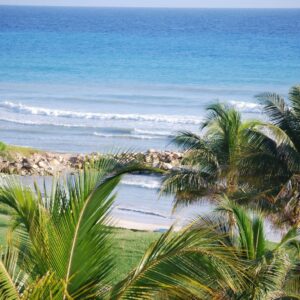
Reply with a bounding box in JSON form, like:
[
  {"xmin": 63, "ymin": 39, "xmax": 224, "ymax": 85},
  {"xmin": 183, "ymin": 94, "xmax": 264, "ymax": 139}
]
[
  {"xmin": 112, "ymin": 218, "xmax": 177, "ymax": 232},
  {"xmin": 0, "ymin": 145, "xmax": 283, "ymax": 241},
  {"xmin": 0, "ymin": 144, "xmax": 183, "ymax": 233},
  {"xmin": 0, "ymin": 145, "xmax": 183, "ymax": 176}
]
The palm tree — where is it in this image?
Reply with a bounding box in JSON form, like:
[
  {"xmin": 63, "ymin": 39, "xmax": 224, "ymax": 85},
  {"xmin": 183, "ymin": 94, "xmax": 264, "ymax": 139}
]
[
  {"xmin": 238, "ymin": 85, "xmax": 300, "ymax": 227},
  {"xmin": 161, "ymin": 103, "xmax": 257, "ymax": 208},
  {"xmin": 211, "ymin": 197, "xmax": 300, "ymax": 299},
  {"xmin": 162, "ymin": 86, "xmax": 300, "ymax": 227},
  {"xmin": 0, "ymin": 161, "xmax": 248, "ymax": 299}
]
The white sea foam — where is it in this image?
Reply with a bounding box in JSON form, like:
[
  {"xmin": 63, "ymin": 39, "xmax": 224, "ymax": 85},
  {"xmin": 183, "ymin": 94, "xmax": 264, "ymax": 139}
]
[
  {"xmin": 0, "ymin": 116, "xmax": 173, "ymax": 140},
  {"xmin": 0, "ymin": 116, "xmax": 87, "ymax": 128},
  {"xmin": 121, "ymin": 177, "xmax": 161, "ymax": 189},
  {"xmin": 133, "ymin": 128, "xmax": 174, "ymax": 137},
  {"xmin": 229, "ymin": 100, "xmax": 263, "ymax": 113},
  {"xmin": 93, "ymin": 132, "xmax": 164, "ymax": 140},
  {"xmin": 93, "ymin": 128, "xmax": 173, "ymax": 140},
  {"xmin": 0, "ymin": 101, "xmax": 202, "ymax": 125}
]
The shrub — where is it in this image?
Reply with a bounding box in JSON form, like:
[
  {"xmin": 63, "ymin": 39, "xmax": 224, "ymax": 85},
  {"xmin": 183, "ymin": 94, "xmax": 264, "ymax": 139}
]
[{"xmin": 0, "ymin": 141, "xmax": 6, "ymax": 151}]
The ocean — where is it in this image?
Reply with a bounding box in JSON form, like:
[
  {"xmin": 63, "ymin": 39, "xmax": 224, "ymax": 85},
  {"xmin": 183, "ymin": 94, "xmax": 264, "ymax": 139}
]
[{"xmin": 0, "ymin": 6, "xmax": 299, "ymax": 236}]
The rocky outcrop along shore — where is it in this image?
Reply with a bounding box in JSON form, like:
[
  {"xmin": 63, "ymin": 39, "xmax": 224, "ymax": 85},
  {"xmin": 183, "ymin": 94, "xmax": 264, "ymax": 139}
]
[{"xmin": 0, "ymin": 150, "xmax": 183, "ymax": 176}]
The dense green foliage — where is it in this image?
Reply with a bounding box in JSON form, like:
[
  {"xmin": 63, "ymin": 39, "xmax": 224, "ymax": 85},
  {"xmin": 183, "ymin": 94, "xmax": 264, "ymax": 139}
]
[
  {"xmin": 161, "ymin": 102, "xmax": 258, "ymax": 207},
  {"xmin": 163, "ymin": 85, "xmax": 300, "ymax": 227},
  {"xmin": 240, "ymin": 86, "xmax": 300, "ymax": 226},
  {"xmin": 0, "ymin": 164, "xmax": 249, "ymax": 299},
  {"xmin": 0, "ymin": 169, "xmax": 299, "ymax": 299}
]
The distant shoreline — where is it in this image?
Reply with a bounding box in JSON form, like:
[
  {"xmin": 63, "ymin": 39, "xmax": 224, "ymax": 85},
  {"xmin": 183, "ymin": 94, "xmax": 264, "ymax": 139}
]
[{"xmin": 0, "ymin": 143, "xmax": 183, "ymax": 176}]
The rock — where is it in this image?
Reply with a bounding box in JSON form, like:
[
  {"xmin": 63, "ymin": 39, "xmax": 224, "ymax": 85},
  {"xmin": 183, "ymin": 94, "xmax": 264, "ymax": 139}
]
[
  {"xmin": 148, "ymin": 149, "xmax": 156, "ymax": 153},
  {"xmin": 0, "ymin": 149, "xmax": 184, "ymax": 176},
  {"xmin": 8, "ymin": 164, "xmax": 16, "ymax": 174},
  {"xmin": 22, "ymin": 158, "xmax": 32, "ymax": 169},
  {"xmin": 50, "ymin": 159, "xmax": 60, "ymax": 167},
  {"xmin": 69, "ymin": 156, "xmax": 77, "ymax": 164},
  {"xmin": 145, "ymin": 156, "xmax": 152, "ymax": 163},
  {"xmin": 153, "ymin": 161, "xmax": 160, "ymax": 168},
  {"xmin": 38, "ymin": 160, "xmax": 49, "ymax": 169},
  {"xmin": 164, "ymin": 155, "xmax": 172, "ymax": 163},
  {"xmin": 33, "ymin": 154, "xmax": 43, "ymax": 164},
  {"xmin": 46, "ymin": 169, "xmax": 54, "ymax": 176},
  {"xmin": 171, "ymin": 159, "xmax": 180, "ymax": 167},
  {"xmin": 20, "ymin": 168, "xmax": 28, "ymax": 176},
  {"xmin": 172, "ymin": 152, "xmax": 182, "ymax": 159},
  {"xmin": 152, "ymin": 158, "xmax": 160, "ymax": 167},
  {"xmin": 15, "ymin": 163, "xmax": 23, "ymax": 172},
  {"xmin": 159, "ymin": 162, "xmax": 173, "ymax": 170}
]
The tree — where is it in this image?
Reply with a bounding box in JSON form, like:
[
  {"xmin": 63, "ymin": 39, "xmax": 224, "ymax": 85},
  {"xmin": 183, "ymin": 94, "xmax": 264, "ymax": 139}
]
[
  {"xmin": 161, "ymin": 103, "xmax": 257, "ymax": 208},
  {"xmin": 239, "ymin": 85, "xmax": 300, "ymax": 227},
  {"xmin": 0, "ymin": 161, "xmax": 247, "ymax": 299},
  {"xmin": 162, "ymin": 85, "xmax": 300, "ymax": 227},
  {"xmin": 212, "ymin": 197, "xmax": 300, "ymax": 299}
]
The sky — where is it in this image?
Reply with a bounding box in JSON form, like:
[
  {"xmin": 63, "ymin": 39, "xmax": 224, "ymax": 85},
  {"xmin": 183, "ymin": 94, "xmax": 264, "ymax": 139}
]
[{"xmin": 1, "ymin": 0, "xmax": 300, "ymax": 8}]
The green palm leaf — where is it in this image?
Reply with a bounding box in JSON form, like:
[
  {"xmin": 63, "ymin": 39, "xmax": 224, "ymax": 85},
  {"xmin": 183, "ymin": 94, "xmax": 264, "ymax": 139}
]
[
  {"xmin": 257, "ymin": 91, "xmax": 300, "ymax": 151},
  {"xmin": 289, "ymin": 85, "xmax": 300, "ymax": 119},
  {"xmin": 110, "ymin": 221, "xmax": 247, "ymax": 299},
  {"xmin": 21, "ymin": 272, "xmax": 66, "ymax": 300},
  {"xmin": 0, "ymin": 247, "xmax": 27, "ymax": 300}
]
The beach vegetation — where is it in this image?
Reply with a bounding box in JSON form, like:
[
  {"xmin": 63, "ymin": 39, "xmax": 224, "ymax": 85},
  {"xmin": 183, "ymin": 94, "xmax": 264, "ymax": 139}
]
[
  {"xmin": 163, "ymin": 85, "xmax": 300, "ymax": 227},
  {"xmin": 0, "ymin": 141, "xmax": 6, "ymax": 152},
  {"xmin": 0, "ymin": 143, "xmax": 41, "ymax": 161},
  {"xmin": 239, "ymin": 85, "xmax": 300, "ymax": 227},
  {"xmin": 0, "ymin": 164, "xmax": 248, "ymax": 299},
  {"xmin": 0, "ymin": 166, "xmax": 299, "ymax": 298},
  {"xmin": 161, "ymin": 102, "xmax": 258, "ymax": 207}
]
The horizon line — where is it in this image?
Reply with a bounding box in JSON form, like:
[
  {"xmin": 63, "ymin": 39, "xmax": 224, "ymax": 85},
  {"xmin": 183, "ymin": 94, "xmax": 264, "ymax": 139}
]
[{"xmin": 1, "ymin": 4, "xmax": 300, "ymax": 9}]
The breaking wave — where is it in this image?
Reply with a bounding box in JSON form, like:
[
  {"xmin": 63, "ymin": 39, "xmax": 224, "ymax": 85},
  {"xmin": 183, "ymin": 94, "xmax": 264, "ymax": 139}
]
[
  {"xmin": 0, "ymin": 101, "xmax": 202, "ymax": 125},
  {"xmin": 229, "ymin": 100, "xmax": 263, "ymax": 113},
  {"xmin": 121, "ymin": 176, "xmax": 161, "ymax": 189}
]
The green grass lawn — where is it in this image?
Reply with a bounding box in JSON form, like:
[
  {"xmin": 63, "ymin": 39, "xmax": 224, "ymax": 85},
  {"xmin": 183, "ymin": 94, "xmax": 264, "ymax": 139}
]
[{"xmin": 112, "ymin": 228, "xmax": 162, "ymax": 283}]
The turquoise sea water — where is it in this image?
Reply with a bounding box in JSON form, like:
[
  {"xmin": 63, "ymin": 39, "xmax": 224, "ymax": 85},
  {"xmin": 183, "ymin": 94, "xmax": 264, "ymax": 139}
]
[
  {"xmin": 0, "ymin": 6, "xmax": 299, "ymax": 153},
  {"xmin": 0, "ymin": 6, "xmax": 299, "ymax": 233}
]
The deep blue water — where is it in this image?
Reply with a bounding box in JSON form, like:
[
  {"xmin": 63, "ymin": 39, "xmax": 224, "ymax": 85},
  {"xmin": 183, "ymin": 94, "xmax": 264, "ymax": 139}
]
[{"xmin": 0, "ymin": 7, "xmax": 299, "ymax": 153}]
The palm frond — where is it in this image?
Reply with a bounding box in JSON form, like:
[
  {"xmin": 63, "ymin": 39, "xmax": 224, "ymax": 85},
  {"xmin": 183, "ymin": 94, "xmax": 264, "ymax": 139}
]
[
  {"xmin": 0, "ymin": 155, "xmax": 165, "ymax": 298},
  {"xmin": 0, "ymin": 247, "xmax": 27, "ymax": 300},
  {"xmin": 21, "ymin": 272, "xmax": 66, "ymax": 300},
  {"xmin": 257, "ymin": 91, "xmax": 300, "ymax": 149},
  {"xmin": 283, "ymin": 261, "xmax": 300, "ymax": 299},
  {"xmin": 277, "ymin": 227, "xmax": 300, "ymax": 252},
  {"xmin": 249, "ymin": 250, "xmax": 291, "ymax": 300},
  {"xmin": 172, "ymin": 131, "xmax": 204, "ymax": 150},
  {"xmin": 0, "ymin": 177, "xmax": 41, "ymax": 233},
  {"xmin": 161, "ymin": 166, "xmax": 225, "ymax": 209},
  {"xmin": 289, "ymin": 85, "xmax": 300, "ymax": 120},
  {"xmin": 252, "ymin": 123, "xmax": 297, "ymax": 149},
  {"xmin": 216, "ymin": 198, "xmax": 256, "ymax": 259},
  {"xmin": 110, "ymin": 220, "xmax": 247, "ymax": 299}
]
